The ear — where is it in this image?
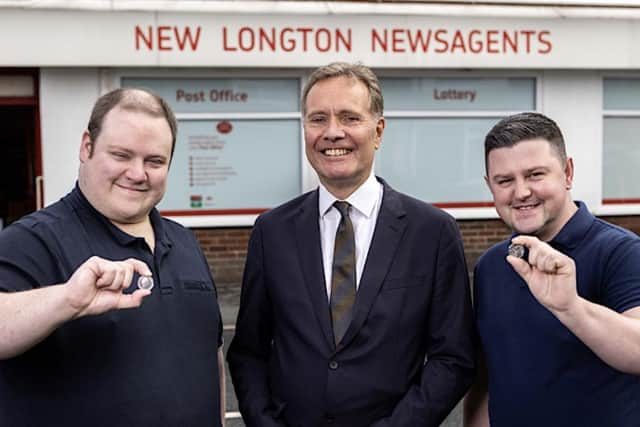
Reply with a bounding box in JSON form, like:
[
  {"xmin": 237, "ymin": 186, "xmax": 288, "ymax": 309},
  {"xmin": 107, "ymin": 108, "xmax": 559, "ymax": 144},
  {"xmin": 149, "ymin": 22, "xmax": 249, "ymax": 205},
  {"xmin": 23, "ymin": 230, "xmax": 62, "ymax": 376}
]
[
  {"xmin": 564, "ymin": 157, "xmax": 574, "ymax": 190},
  {"xmin": 374, "ymin": 116, "xmax": 385, "ymax": 150},
  {"xmin": 79, "ymin": 131, "xmax": 92, "ymax": 163},
  {"xmin": 484, "ymin": 174, "xmax": 494, "ymax": 194}
]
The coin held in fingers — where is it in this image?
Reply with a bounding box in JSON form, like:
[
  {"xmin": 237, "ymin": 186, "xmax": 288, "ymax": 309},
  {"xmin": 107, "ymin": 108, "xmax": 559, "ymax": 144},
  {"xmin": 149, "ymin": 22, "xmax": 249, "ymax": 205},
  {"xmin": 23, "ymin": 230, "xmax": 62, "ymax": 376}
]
[
  {"xmin": 137, "ymin": 275, "xmax": 154, "ymax": 291},
  {"xmin": 508, "ymin": 243, "xmax": 529, "ymax": 262}
]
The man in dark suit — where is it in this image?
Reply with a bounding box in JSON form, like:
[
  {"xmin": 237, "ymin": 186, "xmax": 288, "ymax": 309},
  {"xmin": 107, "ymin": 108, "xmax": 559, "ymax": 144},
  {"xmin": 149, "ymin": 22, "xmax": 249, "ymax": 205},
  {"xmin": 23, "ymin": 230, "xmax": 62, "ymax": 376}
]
[{"xmin": 227, "ymin": 62, "xmax": 476, "ymax": 427}]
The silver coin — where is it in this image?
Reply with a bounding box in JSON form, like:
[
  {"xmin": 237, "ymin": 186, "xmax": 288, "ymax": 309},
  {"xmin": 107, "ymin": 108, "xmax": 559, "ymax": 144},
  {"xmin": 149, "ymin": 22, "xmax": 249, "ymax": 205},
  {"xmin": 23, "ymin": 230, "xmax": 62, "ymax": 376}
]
[
  {"xmin": 137, "ymin": 275, "xmax": 154, "ymax": 291},
  {"xmin": 508, "ymin": 243, "xmax": 526, "ymax": 259}
]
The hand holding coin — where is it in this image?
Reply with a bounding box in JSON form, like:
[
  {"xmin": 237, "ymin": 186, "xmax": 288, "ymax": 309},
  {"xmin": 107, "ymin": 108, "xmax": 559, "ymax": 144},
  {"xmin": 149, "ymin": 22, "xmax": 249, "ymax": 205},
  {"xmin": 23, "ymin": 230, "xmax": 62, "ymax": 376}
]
[
  {"xmin": 137, "ymin": 275, "xmax": 154, "ymax": 291},
  {"xmin": 507, "ymin": 235, "xmax": 578, "ymax": 313},
  {"xmin": 67, "ymin": 257, "xmax": 152, "ymax": 318},
  {"xmin": 508, "ymin": 243, "xmax": 529, "ymax": 263}
]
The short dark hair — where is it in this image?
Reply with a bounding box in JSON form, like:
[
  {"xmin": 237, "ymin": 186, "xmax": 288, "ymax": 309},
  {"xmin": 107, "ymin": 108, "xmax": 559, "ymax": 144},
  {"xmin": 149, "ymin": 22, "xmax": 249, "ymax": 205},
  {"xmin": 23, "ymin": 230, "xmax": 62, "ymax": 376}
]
[
  {"xmin": 301, "ymin": 62, "xmax": 383, "ymax": 117},
  {"xmin": 484, "ymin": 112, "xmax": 567, "ymax": 172},
  {"xmin": 86, "ymin": 87, "xmax": 177, "ymax": 158}
]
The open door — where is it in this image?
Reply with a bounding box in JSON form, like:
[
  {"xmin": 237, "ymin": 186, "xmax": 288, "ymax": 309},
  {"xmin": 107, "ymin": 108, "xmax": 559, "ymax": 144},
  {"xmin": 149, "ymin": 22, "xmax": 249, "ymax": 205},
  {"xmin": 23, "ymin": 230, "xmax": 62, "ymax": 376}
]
[{"xmin": 0, "ymin": 69, "xmax": 41, "ymax": 228}]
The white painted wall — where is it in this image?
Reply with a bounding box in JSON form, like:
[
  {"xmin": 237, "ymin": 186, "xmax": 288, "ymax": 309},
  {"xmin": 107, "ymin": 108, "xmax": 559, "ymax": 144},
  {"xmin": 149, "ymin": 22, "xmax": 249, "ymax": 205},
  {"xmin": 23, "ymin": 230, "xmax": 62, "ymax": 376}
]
[
  {"xmin": 40, "ymin": 68, "xmax": 101, "ymax": 206},
  {"xmin": 34, "ymin": 67, "xmax": 628, "ymax": 222},
  {"xmin": 540, "ymin": 70, "xmax": 603, "ymax": 211}
]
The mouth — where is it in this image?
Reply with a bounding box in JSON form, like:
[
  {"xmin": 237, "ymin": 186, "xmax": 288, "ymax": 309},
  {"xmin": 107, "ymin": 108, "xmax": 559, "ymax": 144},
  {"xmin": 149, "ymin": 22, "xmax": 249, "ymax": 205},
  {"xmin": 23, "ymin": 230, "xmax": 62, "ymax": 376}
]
[
  {"xmin": 116, "ymin": 184, "xmax": 148, "ymax": 193},
  {"xmin": 511, "ymin": 201, "xmax": 541, "ymax": 211},
  {"xmin": 322, "ymin": 148, "xmax": 352, "ymax": 157}
]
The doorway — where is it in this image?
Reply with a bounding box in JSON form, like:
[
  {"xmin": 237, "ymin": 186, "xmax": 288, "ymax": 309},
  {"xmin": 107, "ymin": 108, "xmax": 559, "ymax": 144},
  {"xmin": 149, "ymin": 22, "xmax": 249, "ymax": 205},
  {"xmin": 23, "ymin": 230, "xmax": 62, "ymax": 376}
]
[{"xmin": 0, "ymin": 70, "xmax": 41, "ymax": 228}]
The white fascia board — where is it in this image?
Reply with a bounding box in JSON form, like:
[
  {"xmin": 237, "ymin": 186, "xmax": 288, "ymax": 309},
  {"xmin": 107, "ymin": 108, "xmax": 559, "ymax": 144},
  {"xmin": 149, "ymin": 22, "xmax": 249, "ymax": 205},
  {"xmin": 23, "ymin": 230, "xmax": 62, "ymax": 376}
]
[{"xmin": 5, "ymin": 1, "xmax": 640, "ymax": 19}]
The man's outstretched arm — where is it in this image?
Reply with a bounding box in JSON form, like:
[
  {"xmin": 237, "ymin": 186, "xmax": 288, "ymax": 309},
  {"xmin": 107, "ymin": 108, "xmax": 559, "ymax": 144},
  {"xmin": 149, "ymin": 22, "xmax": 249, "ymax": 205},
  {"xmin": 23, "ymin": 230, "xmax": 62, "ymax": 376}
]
[{"xmin": 0, "ymin": 256, "xmax": 151, "ymax": 359}]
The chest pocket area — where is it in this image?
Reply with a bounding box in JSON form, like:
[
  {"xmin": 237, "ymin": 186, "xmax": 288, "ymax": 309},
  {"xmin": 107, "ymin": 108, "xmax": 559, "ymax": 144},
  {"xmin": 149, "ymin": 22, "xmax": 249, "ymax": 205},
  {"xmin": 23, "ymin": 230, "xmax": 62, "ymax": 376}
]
[
  {"xmin": 182, "ymin": 279, "xmax": 214, "ymax": 292},
  {"xmin": 380, "ymin": 275, "xmax": 425, "ymax": 291}
]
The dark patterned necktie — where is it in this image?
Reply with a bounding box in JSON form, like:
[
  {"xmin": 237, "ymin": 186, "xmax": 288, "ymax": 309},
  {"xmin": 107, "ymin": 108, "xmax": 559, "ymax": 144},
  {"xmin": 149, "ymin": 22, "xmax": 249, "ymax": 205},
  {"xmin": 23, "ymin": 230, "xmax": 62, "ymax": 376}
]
[{"xmin": 330, "ymin": 201, "xmax": 356, "ymax": 345}]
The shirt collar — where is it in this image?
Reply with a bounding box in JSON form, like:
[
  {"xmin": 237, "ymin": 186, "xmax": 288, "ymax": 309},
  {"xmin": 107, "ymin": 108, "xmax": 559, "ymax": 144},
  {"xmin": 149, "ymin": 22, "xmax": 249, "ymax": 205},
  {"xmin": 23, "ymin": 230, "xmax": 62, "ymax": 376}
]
[
  {"xmin": 549, "ymin": 201, "xmax": 594, "ymax": 250},
  {"xmin": 318, "ymin": 172, "xmax": 381, "ymax": 218},
  {"xmin": 68, "ymin": 182, "xmax": 170, "ymax": 248}
]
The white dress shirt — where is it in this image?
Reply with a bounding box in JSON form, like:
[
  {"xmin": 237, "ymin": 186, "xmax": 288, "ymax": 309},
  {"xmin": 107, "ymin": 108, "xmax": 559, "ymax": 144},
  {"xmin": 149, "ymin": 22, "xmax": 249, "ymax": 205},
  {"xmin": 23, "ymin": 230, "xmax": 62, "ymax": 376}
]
[{"xmin": 318, "ymin": 173, "xmax": 383, "ymax": 300}]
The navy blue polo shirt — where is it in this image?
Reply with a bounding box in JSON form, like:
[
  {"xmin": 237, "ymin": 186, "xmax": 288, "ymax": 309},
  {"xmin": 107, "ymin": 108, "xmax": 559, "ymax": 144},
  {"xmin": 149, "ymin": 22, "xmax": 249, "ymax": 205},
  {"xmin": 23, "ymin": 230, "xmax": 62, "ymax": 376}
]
[
  {"xmin": 0, "ymin": 186, "xmax": 223, "ymax": 427},
  {"xmin": 475, "ymin": 201, "xmax": 640, "ymax": 427}
]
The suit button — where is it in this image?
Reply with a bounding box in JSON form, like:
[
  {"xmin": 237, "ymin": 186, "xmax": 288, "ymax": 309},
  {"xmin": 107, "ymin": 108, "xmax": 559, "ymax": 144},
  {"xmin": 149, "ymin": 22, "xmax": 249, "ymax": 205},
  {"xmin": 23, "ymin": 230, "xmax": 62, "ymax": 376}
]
[{"xmin": 329, "ymin": 360, "xmax": 339, "ymax": 370}]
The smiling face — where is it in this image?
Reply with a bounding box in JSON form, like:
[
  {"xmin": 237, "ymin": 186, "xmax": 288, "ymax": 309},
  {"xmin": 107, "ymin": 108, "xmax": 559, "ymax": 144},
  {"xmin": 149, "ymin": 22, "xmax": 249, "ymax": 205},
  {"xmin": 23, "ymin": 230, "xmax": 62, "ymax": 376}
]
[
  {"xmin": 78, "ymin": 105, "xmax": 172, "ymax": 227},
  {"xmin": 303, "ymin": 76, "xmax": 385, "ymax": 199},
  {"xmin": 485, "ymin": 138, "xmax": 577, "ymax": 241}
]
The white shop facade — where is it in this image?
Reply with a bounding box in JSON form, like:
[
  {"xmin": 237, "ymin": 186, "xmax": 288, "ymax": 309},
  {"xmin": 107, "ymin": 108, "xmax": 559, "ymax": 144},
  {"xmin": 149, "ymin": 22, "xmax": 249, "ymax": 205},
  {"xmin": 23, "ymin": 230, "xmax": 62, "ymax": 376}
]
[{"xmin": 2, "ymin": 0, "xmax": 640, "ymax": 227}]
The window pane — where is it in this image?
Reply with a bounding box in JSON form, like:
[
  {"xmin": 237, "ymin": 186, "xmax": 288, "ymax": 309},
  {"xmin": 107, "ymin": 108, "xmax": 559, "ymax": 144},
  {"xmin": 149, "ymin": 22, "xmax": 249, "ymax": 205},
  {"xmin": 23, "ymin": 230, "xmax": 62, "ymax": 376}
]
[
  {"xmin": 603, "ymin": 117, "xmax": 640, "ymax": 200},
  {"xmin": 376, "ymin": 117, "xmax": 495, "ymax": 203},
  {"xmin": 603, "ymin": 79, "xmax": 640, "ymax": 110},
  {"xmin": 122, "ymin": 78, "xmax": 299, "ymax": 113},
  {"xmin": 157, "ymin": 119, "xmax": 301, "ymax": 211},
  {"xmin": 122, "ymin": 76, "xmax": 301, "ymax": 214},
  {"xmin": 381, "ymin": 77, "xmax": 535, "ymax": 111}
]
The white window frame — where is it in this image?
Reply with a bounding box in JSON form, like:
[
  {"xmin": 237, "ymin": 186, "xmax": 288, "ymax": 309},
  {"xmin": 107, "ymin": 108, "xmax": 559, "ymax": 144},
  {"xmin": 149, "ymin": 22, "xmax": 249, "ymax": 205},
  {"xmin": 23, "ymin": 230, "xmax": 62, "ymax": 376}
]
[
  {"xmin": 109, "ymin": 68, "xmax": 311, "ymax": 227},
  {"xmin": 377, "ymin": 69, "xmax": 542, "ymax": 220},
  {"xmin": 598, "ymin": 73, "xmax": 640, "ymax": 216}
]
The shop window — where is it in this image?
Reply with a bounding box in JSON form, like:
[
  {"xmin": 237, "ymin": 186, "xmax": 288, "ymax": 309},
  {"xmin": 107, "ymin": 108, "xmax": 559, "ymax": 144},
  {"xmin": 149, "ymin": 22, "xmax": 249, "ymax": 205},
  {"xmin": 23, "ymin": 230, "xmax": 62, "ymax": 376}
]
[
  {"xmin": 603, "ymin": 78, "xmax": 640, "ymax": 204},
  {"xmin": 122, "ymin": 78, "xmax": 301, "ymax": 214},
  {"xmin": 377, "ymin": 77, "xmax": 536, "ymax": 206}
]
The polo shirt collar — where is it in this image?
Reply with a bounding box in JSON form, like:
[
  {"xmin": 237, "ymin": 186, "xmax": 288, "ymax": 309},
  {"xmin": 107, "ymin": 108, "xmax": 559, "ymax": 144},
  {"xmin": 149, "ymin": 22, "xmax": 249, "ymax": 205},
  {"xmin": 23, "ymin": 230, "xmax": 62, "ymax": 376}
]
[
  {"xmin": 69, "ymin": 183, "xmax": 171, "ymax": 248},
  {"xmin": 549, "ymin": 201, "xmax": 593, "ymax": 250},
  {"xmin": 319, "ymin": 172, "xmax": 380, "ymax": 218},
  {"xmin": 149, "ymin": 208, "xmax": 172, "ymax": 249}
]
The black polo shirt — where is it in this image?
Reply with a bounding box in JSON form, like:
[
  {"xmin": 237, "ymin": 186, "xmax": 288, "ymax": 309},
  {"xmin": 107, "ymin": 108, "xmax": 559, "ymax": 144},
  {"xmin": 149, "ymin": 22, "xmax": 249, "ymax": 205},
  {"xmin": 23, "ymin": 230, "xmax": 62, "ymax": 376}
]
[
  {"xmin": 475, "ymin": 201, "xmax": 640, "ymax": 426},
  {"xmin": 0, "ymin": 186, "xmax": 223, "ymax": 427}
]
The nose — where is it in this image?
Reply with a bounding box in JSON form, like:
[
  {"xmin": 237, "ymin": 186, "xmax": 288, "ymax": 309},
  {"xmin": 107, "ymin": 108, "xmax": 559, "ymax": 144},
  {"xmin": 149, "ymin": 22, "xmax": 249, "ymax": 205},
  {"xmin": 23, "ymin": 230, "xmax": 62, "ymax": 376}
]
[
  {"xmin": 323, "ymin": 116, "xmax": 345, "ymax": 142},
  {"xmin": 125, "ymin": 159, "xmax": 147, "ymax": 182},
  {"xmin": 514, "ymin": 178, "xmax": 532, "ymax": 200}
]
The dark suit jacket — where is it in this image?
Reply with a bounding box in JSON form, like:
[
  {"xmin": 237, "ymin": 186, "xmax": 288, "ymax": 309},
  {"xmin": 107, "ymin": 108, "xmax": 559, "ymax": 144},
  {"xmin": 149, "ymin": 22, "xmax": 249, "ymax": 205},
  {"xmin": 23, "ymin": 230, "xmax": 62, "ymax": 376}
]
[{"xmin": 228, "ymin": 178, "xmax": 476, "ymax": 427}]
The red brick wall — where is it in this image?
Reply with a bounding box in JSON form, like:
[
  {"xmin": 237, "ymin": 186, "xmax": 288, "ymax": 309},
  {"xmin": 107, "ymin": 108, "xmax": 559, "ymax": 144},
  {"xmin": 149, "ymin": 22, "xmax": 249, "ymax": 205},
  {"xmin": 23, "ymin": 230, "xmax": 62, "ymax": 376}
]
[
  {"xmin": 193, "ymin": 228, "xmax": 251, "ymax": 290},
  {"xmin": 457, "ymin": 219, "xmax": 511, "ymax": 273},
  {"xmin": 603, "ymin": 215, "xmax": 640, "ymax": 236},
  {"xmin": 195, "ymin": 215, "xmax": 640, "ymax": 289}
]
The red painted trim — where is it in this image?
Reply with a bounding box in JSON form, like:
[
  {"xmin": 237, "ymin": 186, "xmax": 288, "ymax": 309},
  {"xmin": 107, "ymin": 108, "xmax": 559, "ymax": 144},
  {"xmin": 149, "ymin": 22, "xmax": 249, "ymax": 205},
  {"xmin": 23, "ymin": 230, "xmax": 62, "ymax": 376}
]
[
  {"xmin": 603, "ymin": 198, "xmax": 640, "ymax": 205},
  {"xmin": 161, "ymin": 208, "xmax": 268, "ymax": 216},
  {"xmin": 0, "ymin": 68, "xmax": 37, "ymax": 76},
  {"xmin": 433, "ymin": 201, "xmax": 495, "ymax": 208},
  {"xmin": 163, "ymin": 202, "xmax": 496, "ymax": 216},
  {"xmin": 33, "ymin": 70, "xmax": 43, "ymax": 208},
  {"xmin": 0, "ymin": 97, "xmax": 36, "ymax": 106},
  {"xmin": 0, "ymin": 68, "xmax": 37, "ymax": 104}
]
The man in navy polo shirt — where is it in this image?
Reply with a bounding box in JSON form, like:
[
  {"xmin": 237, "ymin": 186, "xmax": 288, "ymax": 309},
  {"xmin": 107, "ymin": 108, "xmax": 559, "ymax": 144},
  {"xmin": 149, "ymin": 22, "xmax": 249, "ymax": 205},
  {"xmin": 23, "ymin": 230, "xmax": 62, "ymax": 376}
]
[
  {"xmin": 0, "ymin": 88, "xmax": 225, "ymax": 426},
  {"xmin": 464, "ymin": 112, "xmax": 640, "ymax": 427}
]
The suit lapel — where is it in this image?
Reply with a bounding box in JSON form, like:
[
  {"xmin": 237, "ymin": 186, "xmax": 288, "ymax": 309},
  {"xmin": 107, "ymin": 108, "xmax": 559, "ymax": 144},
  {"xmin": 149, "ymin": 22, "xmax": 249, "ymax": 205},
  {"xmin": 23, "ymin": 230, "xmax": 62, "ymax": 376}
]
[
  {"xmin": 294, "ymin": 190, "xmax": 335, "ymax": 349},
  {"xmin": 339, "ymin": 181, "xmax": 407, "ymax": 349}
]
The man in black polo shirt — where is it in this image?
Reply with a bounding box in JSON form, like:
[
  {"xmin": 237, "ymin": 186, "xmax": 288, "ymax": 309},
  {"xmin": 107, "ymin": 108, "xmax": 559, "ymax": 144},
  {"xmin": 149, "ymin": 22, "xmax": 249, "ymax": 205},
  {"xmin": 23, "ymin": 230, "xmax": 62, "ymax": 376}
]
[{"xmin": 0, "ymin": 88, "xmax": 225, "ymax": 426}]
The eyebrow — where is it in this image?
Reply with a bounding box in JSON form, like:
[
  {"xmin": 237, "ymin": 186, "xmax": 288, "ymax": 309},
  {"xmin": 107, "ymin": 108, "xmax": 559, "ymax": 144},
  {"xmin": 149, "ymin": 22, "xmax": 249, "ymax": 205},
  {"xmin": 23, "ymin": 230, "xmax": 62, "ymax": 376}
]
[
  {"xmin": 490, "ymin": 173, "xmax": 512, "ymax": 181},
  {"xmin": 106, "ymin": 144, "xmax": 132, "ymax": 153},
  {"xmin": 524, "ymin": 166, "xmax": 550, "ymax": 173},
  {"xmin": 306, "ymin": 108, "xmax": 362, "ymax": 116},
  {"xmin": 107, "ymin": 145, "xmax": 168, "ymax": 160},
  {"xmin": 491, "ymin": 166, "xmax": 550, "ymax": 179}
]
